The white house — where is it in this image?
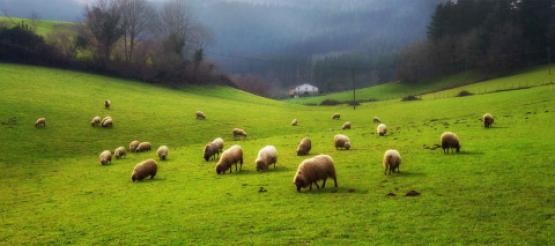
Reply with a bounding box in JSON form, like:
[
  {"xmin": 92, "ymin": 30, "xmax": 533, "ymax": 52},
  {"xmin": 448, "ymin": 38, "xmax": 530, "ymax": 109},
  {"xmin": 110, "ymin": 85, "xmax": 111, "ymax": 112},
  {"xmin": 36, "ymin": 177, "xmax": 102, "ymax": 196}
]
[{"xmin": 290, "ymin": 83, "xmax": 319, "ymax": 97}]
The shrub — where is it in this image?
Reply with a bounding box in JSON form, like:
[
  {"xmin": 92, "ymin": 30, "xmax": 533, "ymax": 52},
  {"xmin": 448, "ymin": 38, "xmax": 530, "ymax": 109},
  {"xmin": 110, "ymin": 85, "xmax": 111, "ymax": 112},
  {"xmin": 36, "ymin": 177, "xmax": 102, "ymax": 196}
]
[
  {"xmin": 401, "ymin": 95, "xmax": 420, "ymax": 101},
  {"xmin": 320, "ymin": 99, "xmax": 341, "ymax": 106},
  {"xmin": 456, "ymin": 90, "xmax": 474, "ymax": 97}
]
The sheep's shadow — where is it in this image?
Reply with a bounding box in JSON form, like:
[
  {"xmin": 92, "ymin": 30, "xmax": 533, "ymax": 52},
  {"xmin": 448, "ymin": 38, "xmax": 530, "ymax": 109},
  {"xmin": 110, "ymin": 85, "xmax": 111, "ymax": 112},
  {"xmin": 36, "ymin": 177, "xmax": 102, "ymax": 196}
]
[
  {"xmin": 484, "ymin": 126, "xmax": 509, "ymax": 129},
  {"xmin": 132, "ymin": 177, "xmax": 165, "ymax": 183},
  {"xmin": 300, "ymin": 186, "xmax": 367, "ymax": 195},
  {"xmin": 440, "ymin": 150, "xmax": 484, "ymax": 155},
  {"xmin": 383, "ymin": 171, "xmax": 426, "ymax": 177}
]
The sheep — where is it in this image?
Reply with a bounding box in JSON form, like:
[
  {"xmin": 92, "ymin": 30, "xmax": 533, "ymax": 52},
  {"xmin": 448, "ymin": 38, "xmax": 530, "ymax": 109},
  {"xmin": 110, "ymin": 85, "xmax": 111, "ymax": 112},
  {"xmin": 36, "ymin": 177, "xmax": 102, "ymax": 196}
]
[
  {"xmin": 129, "ymin": 140, "xmax": 140, "ymax": 152},
  {"xmin": 342, "ymin": 121, "xmax": 351, "ymax": 130},
  {"xmin": 131, "ymin": 159, "xmax": 158, "ymax": 182},
  {"xmin": 255, "ymin": 145, "xmax": 278, "ymax": 171},
  {"xmin": 482, "ymin": 113, "xmax": 494, "ymax": 128},
  {"xmin": 293, "ymin": 154, "xmax": 337, "ymax": 192},
  {"xmin": 296, "ymin": 137, "xmax": 312, "ymax": 156},
  {"xmin": 35, "ymin": 117, "xmax": 46, "ymax": 128},
  {"xmin": 196, "ymin": 111, "xmax": 206, "ymax": 120},
  {"xmin": 216, "ymin": 145, "xmax": 243, "ymax": 174},
  {"xmin": 440, "ymin": 132, "xmax": 460, "ymax": 153},
  {"xmin": 91, "ymin": 116, "xmax": 101, "ymax": 127},
  {"xmin": 383, "ymin": 149, "xmax": 401, "ymax": 175},
  {"xmin": 373, "ymin": 116, "xmax": 381, "ymax": 124},
  {"xmin": 135, "ymin": 142, "xmax": 151, "ymax": 152},
  {"xmin": 291, "ymin": 118, "xmax": 298, "ymax": 126},
  {"xmin": 377, "ymin": 123, "xmax": 387, "ymax": 136},
  {"xmin": 114, "ymin": 146, "xmax": 127, "ymax": 159},
  {"xmin": 104, "ymin": 99, "xmax": 111, "ymax": 109},
  {"xmin": 334, "ymin": 134, "xmax": 351, "ymax": 150},
  {"xmin": 232, "ymin": 128, "xmax": 247, "ymax": 140},
  {"xmin": 157, "ymin": 145, "xmax": 169, "ymax": 161},
  {"xmin": 99, "ymin": 150, "xmax": 112, "ymax": 165},
  {"xmin": 332, "ymin": 113, "xmax": 341, "ymax": 120},
  {"xmin": 204, "ymin": 137, "xmax": 224, "ymax": 161},
  {"xmin": 101, "ymin": 116, "xmax": 112, "ymax": 128}
]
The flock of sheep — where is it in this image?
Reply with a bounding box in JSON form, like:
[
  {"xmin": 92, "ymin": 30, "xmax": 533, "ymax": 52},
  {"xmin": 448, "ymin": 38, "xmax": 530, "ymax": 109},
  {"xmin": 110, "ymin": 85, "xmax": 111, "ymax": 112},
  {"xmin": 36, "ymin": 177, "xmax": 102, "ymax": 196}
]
[{"xmin": 34, "ymin": 99, "xmax": 496, "ymax": 192}]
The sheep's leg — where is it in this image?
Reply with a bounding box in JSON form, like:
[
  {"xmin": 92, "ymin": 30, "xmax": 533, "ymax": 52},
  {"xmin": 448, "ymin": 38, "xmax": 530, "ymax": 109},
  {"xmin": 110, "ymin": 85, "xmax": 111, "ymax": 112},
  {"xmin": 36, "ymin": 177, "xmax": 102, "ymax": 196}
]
[
  {"xmin": 314, "ymin": 182, "xmax": 320, "ymax": 190},
  {"xmin": 333, "ymin": 177, "xmax": 338, "ymax": 187},
  {"xmin": 322, "ymin": 178, "xmax": 327, "ymax": 188},
  {"xmin": 309, "ymin": 184, "xmax": 313, "ymax": 191}
]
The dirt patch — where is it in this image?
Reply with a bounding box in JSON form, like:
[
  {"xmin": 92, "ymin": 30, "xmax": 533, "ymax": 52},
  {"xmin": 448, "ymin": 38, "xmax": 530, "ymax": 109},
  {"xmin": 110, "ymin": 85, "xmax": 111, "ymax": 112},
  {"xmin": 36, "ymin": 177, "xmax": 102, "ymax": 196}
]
[
  {"xmin": 406, "ymin": 190, "xmax": 421, "ymax": 197},
  {"xmin": 386, "ymin": 192, "xmax": 396, "ymax": 197},
  {"xmin": 347, "ymin": 188, "xmax": 356, "ymax": 193},
  {"xmin": 258, "ymin": 187, "xmax": 267, "ymax": 193}
]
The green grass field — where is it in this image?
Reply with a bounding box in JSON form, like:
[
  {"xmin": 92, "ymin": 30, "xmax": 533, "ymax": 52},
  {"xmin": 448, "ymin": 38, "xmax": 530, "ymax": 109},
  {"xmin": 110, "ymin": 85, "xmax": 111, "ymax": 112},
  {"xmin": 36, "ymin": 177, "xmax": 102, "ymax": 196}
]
[
  {"xmin": 1, "ymin": 63, "xmax": 555, "ymax": 244},
  {"xmin": 0, "ymin": 16, "xmax": 73, "ymax": 36},
  {"xmin": 291, "ymin": 65, "xmax": 555, "ymax": 105}
]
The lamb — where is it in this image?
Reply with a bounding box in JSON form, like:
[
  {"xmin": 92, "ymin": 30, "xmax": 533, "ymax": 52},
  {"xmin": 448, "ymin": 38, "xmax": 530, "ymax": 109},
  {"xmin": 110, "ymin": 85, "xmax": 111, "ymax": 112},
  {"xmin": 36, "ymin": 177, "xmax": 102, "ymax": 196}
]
[
  {"xmin": 35, "ymin": 117, "xmax": 46, "ymax": 128},
  {"xmin": 131, "ymin": 159, "xmax": 158, "ymax": 182},
  {"xmin": 440, "ymin": 132, "xmax": 460, "ymax": 153},
  {"xmin": 334, "ymin": 134, "xmax": 351, "ymax": 150},
  {"xmin": 232, "ymin": 128, "xmax": 247, "ymax": 140},
  {"xmin": 377, "ymin": 123, "xmax": 387, "ymax": 136},
  {"xmin": 255, "ymin": 145, "xmax": 278, "ymax": 171},
  {"xmin": 129, "ymin": 140, "xmax": 140, "ymax": 152},
  {"xmin": 342, "ymin": 121, "xmax": 351, "ymax": 130},
  {"xmin": 291, "ymin": 118, "xmax": 298, "ymax": 126},
  {"xmin": 216, "ymin": 145, "xmax": 244, "ymax": 174},
  {"xmin": 204, "ymin": 137, "xmax": 224, "ymax": 161},
  {"xmin": 196, "ymin": 111, "xmax": 206, "ymax": 120},
  {"xmin": 135, "ymin": 142, "xmax": 151, "ymax": 152},
  {"xmin": 332, "ymin": 113, "xmax": 341, "ymax": 120},
  {"xmin": 157, "ymin": 145, "xmax": 169, "ymax": 160},
  {"xmin": 99, "ymin": 150, "xmax": 112, "ymax": 165},
  {"xmin": 104, "ymin": 99, "xmax": 111, "ymax": 109},
  {"xmin": 482, "ymin": 113, "xmax": 494, "ymax": 128},
  {"xmin": 114, "ymin": 146, "xmax": 126, "ymax": 159},
  {"xmin": 293, "ymin": 154, "xmax": 337, "ymax": 192},
  {"xmin": 296, "ymin": 137, "xmax": 312, "ymax": 156},
  {"xmin": 91, "ymin": 116, "xmax": 101, "ymax": 127},
  {"xmin": 373, "ymin": 116, "xmax": 381, "ymax": 124},
  {"xmin": 101, "ymin": 116, "xmax": 112, "ymax": 128},
  {"xmin": 383, "ymin": 149, "xmax": 401, "ymax": 175}
]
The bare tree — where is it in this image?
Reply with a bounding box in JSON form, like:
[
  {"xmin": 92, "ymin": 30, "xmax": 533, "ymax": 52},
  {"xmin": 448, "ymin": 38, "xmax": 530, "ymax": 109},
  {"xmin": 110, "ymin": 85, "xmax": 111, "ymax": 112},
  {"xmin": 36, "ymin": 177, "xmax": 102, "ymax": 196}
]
[
  {"xmin": 158, "ymin": 0, "xmax": 195, "ymax": 58},
  {"xmin": 84, "ymin": 0, "xmax": 124, "ymax": 65},
  {"xmin": 119, "ymin": 0, "xmax": 155, "ymax": 62}
]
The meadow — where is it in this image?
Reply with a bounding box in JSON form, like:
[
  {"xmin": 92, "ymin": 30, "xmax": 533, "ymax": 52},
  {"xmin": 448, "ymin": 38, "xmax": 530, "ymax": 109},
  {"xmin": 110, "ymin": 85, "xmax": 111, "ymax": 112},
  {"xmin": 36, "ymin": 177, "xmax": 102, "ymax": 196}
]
[
  {"xmin": 0, "ymin": 16, "xmax": 73, "ymax": 37},
  {"xmin": 1, "ymin": 63, "xmax": 555, "ymax": 244}
]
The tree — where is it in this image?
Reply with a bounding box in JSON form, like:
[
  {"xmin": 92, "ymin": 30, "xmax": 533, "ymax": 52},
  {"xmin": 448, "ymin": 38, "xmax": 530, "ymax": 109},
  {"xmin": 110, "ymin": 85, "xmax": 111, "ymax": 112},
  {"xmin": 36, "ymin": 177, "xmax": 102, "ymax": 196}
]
[
  {"xmin": 119, "ymin": 0, "xmax": 155, "ymax": 62},
  {"xmin": 84, "ymin": 0, "xmax": 124, "ymax": 65}
]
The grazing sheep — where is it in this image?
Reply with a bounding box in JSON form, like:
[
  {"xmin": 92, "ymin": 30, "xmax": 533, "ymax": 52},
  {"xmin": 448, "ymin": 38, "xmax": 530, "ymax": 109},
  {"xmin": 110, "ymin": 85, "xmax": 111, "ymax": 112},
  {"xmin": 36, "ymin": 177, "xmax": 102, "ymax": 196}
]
[
  {"xmin": 291, "ymin": 118, "xmax": 298, "ymax": 126},
  {"xmin": 135, "ymin": 142, "xmax": 152, "ymax": 152},
  {"xmin": 332, "ymin": 113, "xmax": 341, "ymax": 120},
  {"xmin": 342, "ymin": 121, "xmax": 351, "ymax": 130},
  {"xmin": 104, "ymin": 99, "xmax": 111, "ymax": 109},
  {"xmin": 131, "ymin": 159, "xmax": 158, "ymax": 182},
  {"xmin": 90, "ymin": 116, "xmax": 101, "ymax": 127},
  {"xmin": 377, "ymin": 123, "xmax": 387, "ymax": 136},
  {"xmin": 114, "ymin": 146, "xmax": 126, "ymax": 159},
  {"xmin": 373, "ymin": 116, "xmax": 381, "ymax": 124},
  {"xmin": 196, "ymin": 111, "xmax": 206, "ymax": 120},
  {"xmin": 204, "ymin": 137, "xmax": 224, "ymax": 161},
  {"xmin": 296, "ymin": 137, "xmax": 312, "ymax": 156},
  {"xmin": 293, "ymin": 154, "xmax": 337, "ymax": 192},
  {"xmin": 440, "ymin": 132, "xmax": 460, "ymax": 153},
  {"xmin": 101, "ymin": 116, "xmax": 112, "ymax": 128},
  {"xmin": 35, "ymin": 117, "xmax": 46, "ymax": 128},
  {"xmin": 383, "ymin": 149, "xmax": 401, "ymax": 175},
  {"xmin": 232, "ymin": 128, "xmax": 247, "ymax": 140},
  {"xmin": 482, "ymin": 113, "xmax": 494, "ymax": 128},
  {"xmin": 216, "ymin": 145, "xmax": 244, "ymax": 174},
  {"xmin": 334, "ymin": 134, "xmax": 351, "ymax": 150},
  {"xmin": 256, "ymin": 145, "xmax": 278, "ymax": 171},
  {"xmin": 129, "ymin": 140, "xmax": 140, "ymax": 152},
  {"xmin": 157, "ymin": 145, "xmax": 169, "ymax": 160},
  {"xmin": 99, "ymin": 150, "xmax": 112, "ymax": 165}
]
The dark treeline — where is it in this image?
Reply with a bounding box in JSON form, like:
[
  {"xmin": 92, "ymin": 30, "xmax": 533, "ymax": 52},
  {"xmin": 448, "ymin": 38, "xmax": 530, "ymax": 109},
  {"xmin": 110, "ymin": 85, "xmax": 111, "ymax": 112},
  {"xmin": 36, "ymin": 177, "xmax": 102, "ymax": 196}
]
[
  {"xmin": 397, "ymin": 0, "xmax": 555, "ymax": 83},
  {"xmin": 0, "ymin": 0, "xmax": 230, "ymax": 87}
]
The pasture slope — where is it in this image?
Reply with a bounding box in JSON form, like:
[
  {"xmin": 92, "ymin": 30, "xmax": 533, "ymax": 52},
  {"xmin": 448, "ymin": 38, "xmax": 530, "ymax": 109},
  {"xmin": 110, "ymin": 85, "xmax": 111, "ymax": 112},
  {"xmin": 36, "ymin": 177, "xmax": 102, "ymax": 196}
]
[
  {"xmin": 1, "ymin": 63, "xmax": 555, "ymax": 244},
  {"xmin": 0, "ymin": 16, "xmax": 73, "ymax": 36},
  {"xmin": 291, "ymin": 65, "xmax": 554, "ymax": 105}
]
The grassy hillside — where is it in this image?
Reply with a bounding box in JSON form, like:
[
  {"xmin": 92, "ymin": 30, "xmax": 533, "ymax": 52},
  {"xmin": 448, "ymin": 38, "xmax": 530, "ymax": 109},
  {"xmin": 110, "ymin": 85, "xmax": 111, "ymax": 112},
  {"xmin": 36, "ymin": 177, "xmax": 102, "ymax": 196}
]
[
  {"xmin": 1, "ymin": 63, "xmax": 555, "ymax": 244},
  {"xmin": 291, "ymin": 65, "xmax": 555, "ymax": 105},
  {"xmin": 0, "ymin": 16, "xmax": 73, "ymax": 36}
]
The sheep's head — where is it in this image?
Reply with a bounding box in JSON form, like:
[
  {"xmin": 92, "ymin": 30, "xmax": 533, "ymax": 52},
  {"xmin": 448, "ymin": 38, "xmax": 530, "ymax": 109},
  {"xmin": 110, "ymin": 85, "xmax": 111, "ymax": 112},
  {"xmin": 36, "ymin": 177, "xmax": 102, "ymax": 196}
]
[
  {"xmin": 294, "ymin": 173, "xmax": 307, "ymax": 192},
  {"xmin": 345, "ymin": 142, "xmax": 351, "ymax": 150},
  {"xmin": 216, "ymin": 162, "xmax": 226, "ymax": 174},
  {"xmin": 256, "ymin": 160, "xmax": 266, "ymax": 171},
  {"xmin": 131, "ymin": 174, "xmax": 137, "ymax": 182},
  {"xmin": 203, "ymin": 145, "xmax": 211, "ymax": 161}
]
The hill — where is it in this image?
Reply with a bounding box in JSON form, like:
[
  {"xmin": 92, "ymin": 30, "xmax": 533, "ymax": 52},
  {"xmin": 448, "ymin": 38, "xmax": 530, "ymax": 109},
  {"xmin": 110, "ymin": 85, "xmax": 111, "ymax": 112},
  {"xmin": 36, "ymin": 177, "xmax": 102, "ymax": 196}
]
[
  {"xmin": 1, "ymin": 63, "xmax": 554, "ymax": 244},
  {"xmin": 0, "ymin": 16, "xmax": 74, "ymax": 36},
  {"xmin": 290, "ymin": 65, "xmax": 555, "ymax": 105}
]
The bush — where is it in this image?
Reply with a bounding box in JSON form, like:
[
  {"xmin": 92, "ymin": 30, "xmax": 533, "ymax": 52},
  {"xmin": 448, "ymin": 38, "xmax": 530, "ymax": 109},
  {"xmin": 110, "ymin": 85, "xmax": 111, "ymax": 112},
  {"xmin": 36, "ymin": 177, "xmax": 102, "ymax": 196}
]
[
  {"xmin": 456, "ymin": 90, "xmax": 474, "ymax": 97},
  {"xmin": 320, "ymin": 99, "xmax": 341, "ymax": 106},
  {"xmin": 401, "ymin": 95, "xmax": 420, "ymax": 101}
]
